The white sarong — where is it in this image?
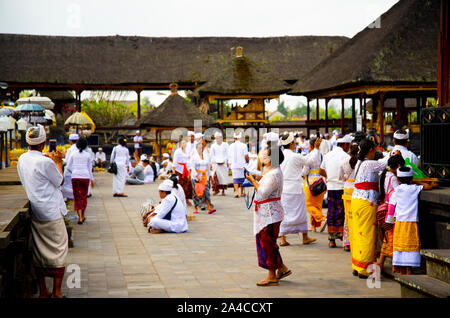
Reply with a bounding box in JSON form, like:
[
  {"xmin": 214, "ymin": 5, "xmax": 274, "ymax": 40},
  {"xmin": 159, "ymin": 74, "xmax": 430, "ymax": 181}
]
[
  {"xmin": 232, "ymin": 168, "xmax": 244, "ymax": 179},
  {"xmin": 61, "ymin": 169, "xmax": 74, "ymax": 200},
  {"xmin": 113, "ymin": 163, "xmax": 127, "ymax": 194},
  {"xmin": 214, "ymin": 163, "xmax": 229, "ymax": 185},
  {"xmin": 31, "ymin": 217, "xmax": 68, "ymax": 269},
  {"xmin": 280, "ymin": 193, "xmax": 308, "ymax": 236}
]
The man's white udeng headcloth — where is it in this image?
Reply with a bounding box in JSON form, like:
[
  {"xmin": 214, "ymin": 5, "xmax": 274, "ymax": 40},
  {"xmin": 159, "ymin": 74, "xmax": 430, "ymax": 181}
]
[
  {"xmin": 397, "ymin": 167, "xmax": 413, "ymax": 178},
  {"xmin": 158, "ymin": 180, "xmax": 173, "ymax": 192},
  {"xmin": 26, "ymin": 124, "xmax": 46, "ymax": 146},
  {"xmin": 394, "ymin": 129, "xmax": 409, "ymax": 140}
]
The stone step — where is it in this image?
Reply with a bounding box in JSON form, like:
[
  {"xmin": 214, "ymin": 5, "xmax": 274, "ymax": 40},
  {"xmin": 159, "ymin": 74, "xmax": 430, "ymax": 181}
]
[
  {"xmin": 395, "ymin": 274, "xmax": 450, "ymax": 298},
  {"xmin": 421, "ymin": 249, "xmax": 450, "ymax": 284}
]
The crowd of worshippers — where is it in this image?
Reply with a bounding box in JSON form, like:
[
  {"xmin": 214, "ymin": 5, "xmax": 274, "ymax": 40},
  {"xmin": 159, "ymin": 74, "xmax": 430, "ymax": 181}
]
[
  {"xmin": 280, "ymin": 128, "xmax": 434, "ymax": 280},
  {"xmin": 237, "ymin": 127, "xmax": 436, "ymax": 286}
]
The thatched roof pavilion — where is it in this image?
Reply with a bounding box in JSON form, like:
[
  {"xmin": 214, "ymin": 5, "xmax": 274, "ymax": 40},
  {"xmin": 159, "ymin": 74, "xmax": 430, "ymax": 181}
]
[
  {"xmin": 0, "ymin": 34, "xmax": 347, "ymax": 90},
  {"xmin": 136, "ymin": 93, "xmax": 216, "ymax": 129},
  {"xmin": 288, "ymin": 0, "xmax": 440, "ymax": 142},
  {"xmin": 136, "ymin": 90, "xmax": 216, "ymax": 159},
  {"xmin": 197, "ymin": 47, "xmax": 291, "ymax": 99}
]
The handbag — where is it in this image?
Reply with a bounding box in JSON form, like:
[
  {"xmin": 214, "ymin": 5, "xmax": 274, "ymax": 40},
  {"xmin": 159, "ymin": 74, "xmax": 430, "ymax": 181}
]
[
  {"xmin": 376, "ymin": 177, "xmax": 394, "ymax": 231},
  {"xmin": 306, "ymin": 174, "xmax": 327, "ymax": 196},
  {"xmin": 107, "ymin": 162, "xmax": 118, "ymax": 175}
]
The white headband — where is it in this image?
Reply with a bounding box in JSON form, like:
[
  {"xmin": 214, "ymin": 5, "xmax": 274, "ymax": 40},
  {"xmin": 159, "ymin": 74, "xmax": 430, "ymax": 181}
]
[
  {"xmin": 26, "ymin": 124, "xmax": 46, "ymax": 146},
  {"xmin": 69, "ymin": 133, "xmax": 79, "ymax": 141},
  {"xmin": 158, "ymin": 180, "xmax": 173, "ymax": 191},
  {"xmin": 280, "ymin": 133, "xmax": 294, "ymax": 146},
  {"xmin": 394, "ymin": 130, "xmax": 409, "ymax": 140},
  {"xmin": 397, "ymin": 167, "xmax": 413, "ymax": 178},
  {"xmin": 214, "ymin": 132, "xmax": 222, "ymax": 138},
  {"xmin": 266, "ymin": 132, "xmax": 279, "ymax": 142},
  {"xmin": 234, "ymin": 132, "xmax": 242, "ymax": 139}
]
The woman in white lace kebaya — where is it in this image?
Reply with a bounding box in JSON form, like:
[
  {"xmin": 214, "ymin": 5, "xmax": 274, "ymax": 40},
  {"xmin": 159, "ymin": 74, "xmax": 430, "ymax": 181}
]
[
  {"xmin": 350, "ymin": 138, "xmax": 400, "ymax": 278},
  {"xmin": 245, "ymin": 142, "xmax": 291, "ymax": 287}
]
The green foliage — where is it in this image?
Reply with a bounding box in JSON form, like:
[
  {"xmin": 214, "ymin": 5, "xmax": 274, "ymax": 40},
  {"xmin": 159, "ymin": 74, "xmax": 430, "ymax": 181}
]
[
  {"xmin": 270, "ymin": 115, "xmax": 285, "ymax": 122},
  {"xmin": 82, "ymin": 99, "xmax": 134, "ymax": 126},
  {"xmin": 277, "ymin": 101, "xmax": 289, "ymax": 116}
]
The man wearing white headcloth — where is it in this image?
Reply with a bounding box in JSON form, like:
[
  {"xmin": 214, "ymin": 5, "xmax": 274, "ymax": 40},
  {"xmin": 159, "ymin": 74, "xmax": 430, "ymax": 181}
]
[
  {"xmin": 17, "ymin": 125, "xmax": 68, "ymax": 298},
  {"xmin": 228, "ymin": 131, "xmax": 249, "ymax": 198},
  {"xmin": 134, "ymin": 130, "xmax": 144, "ymax": 156},
  {"xmin": 210, "ymin": 131, "xmax": 229, "ymax": 196},
  {"xmin": 147, "ymin": 180, "xmax": 188, "ymax": 234},
  {"xmin": 61, "ymin": 133, "xmax": 79, "ymax": 201},
  {"xmin": 390, "ymin": 129, "xmax": 419, "ymax": 167},
  {"xmin": 126, "ymin": 154, "xmax": 148, "ymax": 185},
  {"xmin": 158, "ymin": 153, "xmax": 173, "ymax": 180},
  {"xmin": 186, "ymin": 131, "xmax": 197, "ymax": 159},
  {"xmin": 279, "ymin": 132, "xmax": 321, "ymax": 246}
]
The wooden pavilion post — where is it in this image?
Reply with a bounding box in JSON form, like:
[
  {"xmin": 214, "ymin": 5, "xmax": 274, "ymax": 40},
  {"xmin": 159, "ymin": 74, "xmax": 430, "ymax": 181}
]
[
  {"xmin": 340, "ymin": 97, "xmax": 345, "ymax": 134},
  {"xmin": 136, "ymin": 89, "xmax": 142, "ymax": 120},
  {"xmin": 75, "ymin": 89, "xmax": 82, "ymax": 112},
  {"xmin": 316, "ymin": 99, "xmax": 320, "ymax": 122},
  {"xmin": 307, "ymin": 98, "xmax": 311, "ymax": 137},
  {"xmin": 378, "ymin": 92, "xmax": 386, "ymax": 145},
  {"xmin": 363, "ymin": 96, "xmax": 367, "ymax": 132},
  {"xmin": 438, "ymin": 0, "xmax": 450, "ymax": 106},
  {"xmin": 352, "ymin": 98, "xmax": 356, "ymax": 131},
  {"xmin": 325, "ymin": 98, "xmax": 330, "ymax": 134}
]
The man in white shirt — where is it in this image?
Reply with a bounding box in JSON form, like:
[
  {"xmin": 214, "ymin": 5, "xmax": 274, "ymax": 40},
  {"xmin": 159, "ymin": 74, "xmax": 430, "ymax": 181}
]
[
  {"xmin": 147, "ymin": 180, "xmax": 188, "ymax": 234},
  {"xmin": 228, "ymin": 132, "xmax": 249, "ymax": 198},
  {"xmin": 95, "ymin": 147, "xmax": 107, "ymax": 168},
  {"xmin": 133, "ymin": 130, "xmax": 144, "ymax": 156},
  {"xmin": 186, "ymin": 131, "xmax": 197, "ymax": 159},
  {"xmin": 390, "ymin": 129, "xmax": 419, "ymax": 168},
  {"xmin": 298, "ymin": 133, "xmax": 310, "ymax": 155},
  {"xmin": 158, "ymin": 153, "xmax": 173, "ymax": 180},
  {"xmin": 210, "ymin": 131, "xmax": 229, "ymax": 196},
  {"xmin": 328, "ymin": 130, "xmax": 340, "ymax": 151},
  {"xmin": 61, "ymin": 133, "xmax": 79, "ymax": 201},
  {"xmin": 17, "ymin": 124, "xmax": 68, "ymax": 298},
  {"xmin": 279, "ymin": 132, "xmax": 321, "ymax": 246},
  {"xmin": 319, "ymin": 133, "xmax": 331, "ymax": 155},
  {"xmin": 319, "ymin": 135, "xmax": 351, "ymax": 248}
]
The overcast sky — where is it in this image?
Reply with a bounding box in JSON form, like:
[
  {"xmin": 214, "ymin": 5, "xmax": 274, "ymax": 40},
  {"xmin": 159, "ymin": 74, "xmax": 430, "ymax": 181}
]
[{"xmin": 0, "ymin": 0, "xmax": 399, "ymax": 109}]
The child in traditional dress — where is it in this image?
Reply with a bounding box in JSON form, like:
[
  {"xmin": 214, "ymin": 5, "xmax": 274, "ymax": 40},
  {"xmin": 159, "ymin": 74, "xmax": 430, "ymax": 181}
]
[
  {"xmin": 377, "ymin": 154, "xmax": 405, "ymax": 272},
  {"xmin": 388, "ymin": 166, "xmax": 432, "ymax": 275}
]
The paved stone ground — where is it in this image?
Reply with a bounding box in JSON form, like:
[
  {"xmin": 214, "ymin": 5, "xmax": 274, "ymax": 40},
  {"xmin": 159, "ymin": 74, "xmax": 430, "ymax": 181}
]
[{"xmin": 59, "ymin": 172, "xmax": 401, "ymax": 298}]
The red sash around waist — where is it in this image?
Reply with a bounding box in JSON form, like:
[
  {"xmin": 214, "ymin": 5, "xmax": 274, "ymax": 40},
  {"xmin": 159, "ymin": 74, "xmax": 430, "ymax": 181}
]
[
  {"xmin": 254, "ymin": 197, "xmax": 281, "ymax": 212},
  {"xmin": 177, "ymin": 162, "xmax": 189, "ymax": 178},
  {"xmin": 354, "ymin": 181, "xmax": 379, "ymax": 191}
]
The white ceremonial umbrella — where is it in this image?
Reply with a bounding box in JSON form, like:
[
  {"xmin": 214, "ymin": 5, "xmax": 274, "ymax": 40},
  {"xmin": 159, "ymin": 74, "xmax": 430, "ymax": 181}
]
[{"xmin": 16, "ymin": 96, "xmax": 55, "ymax": 110}]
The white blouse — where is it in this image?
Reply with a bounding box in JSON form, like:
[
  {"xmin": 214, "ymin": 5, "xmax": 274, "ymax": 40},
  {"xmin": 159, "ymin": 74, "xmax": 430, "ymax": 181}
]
[
  {"xmin": 339, "ymin": 159, "xmax": 356, "ymax": 189},
  {"xmin": 110, "ymin": 145, "xmax": 130, "ymax": 166},
  {"xmin": 173, "ymin": 148, "xmax": 190, "ymax": 174},
  {"xmin": 190, "ymin": 150, "xmax": 211, "ymax": 180},
  {"xmin": 253, "ymin": 167, "xmax": 284, "ymax": 236},
  {"xmin": 144, "ymin": 164, "xmax": 156, "ymax": 183},
  {"xmin": 352, "ymin": 155, "xmax": 390, "ymax": 204},
  {"xmin": 172, "ymin": 184, "xmax": 187, "ymax": 209},
  {"xmin": 384, "ymin": 171, "xmax": 400, "ymax": 197},
  {"xmin": 66, "ymin": 149, "xmax": 94, "ymax": 180}
]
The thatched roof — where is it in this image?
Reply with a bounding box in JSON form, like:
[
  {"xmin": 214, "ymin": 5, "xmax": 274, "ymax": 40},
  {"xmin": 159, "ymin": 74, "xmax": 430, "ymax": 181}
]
[
  {"xmin": 0, "ymin": 34, "xmax": 347, "ymax": 86},
  {"xmin": 136, "ymin": 93, "xmax": 216, "ymax": 128},
  {"xmin": 197, "ymin": 52, "xmax": 291, "ymax": 96},
  {"xmin": 37, "ymin": 90, "xmax": 75, "ymax": 101},
  {"xmin": 290, "ymin": 0, "xmax": 440, "ymax": 96}
]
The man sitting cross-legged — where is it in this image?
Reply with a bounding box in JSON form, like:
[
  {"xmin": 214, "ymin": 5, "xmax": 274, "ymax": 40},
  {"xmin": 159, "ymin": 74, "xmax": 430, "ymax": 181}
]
[{"xmin": 145, "ymin": 180, "xmax": 188, "ymax": 234}]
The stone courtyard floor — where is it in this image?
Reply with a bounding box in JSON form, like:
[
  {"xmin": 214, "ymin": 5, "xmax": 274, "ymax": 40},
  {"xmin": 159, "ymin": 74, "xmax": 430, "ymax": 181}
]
[{"xmin": 59, "ymin": 172, "xmax": 401, "ymax": 298}]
